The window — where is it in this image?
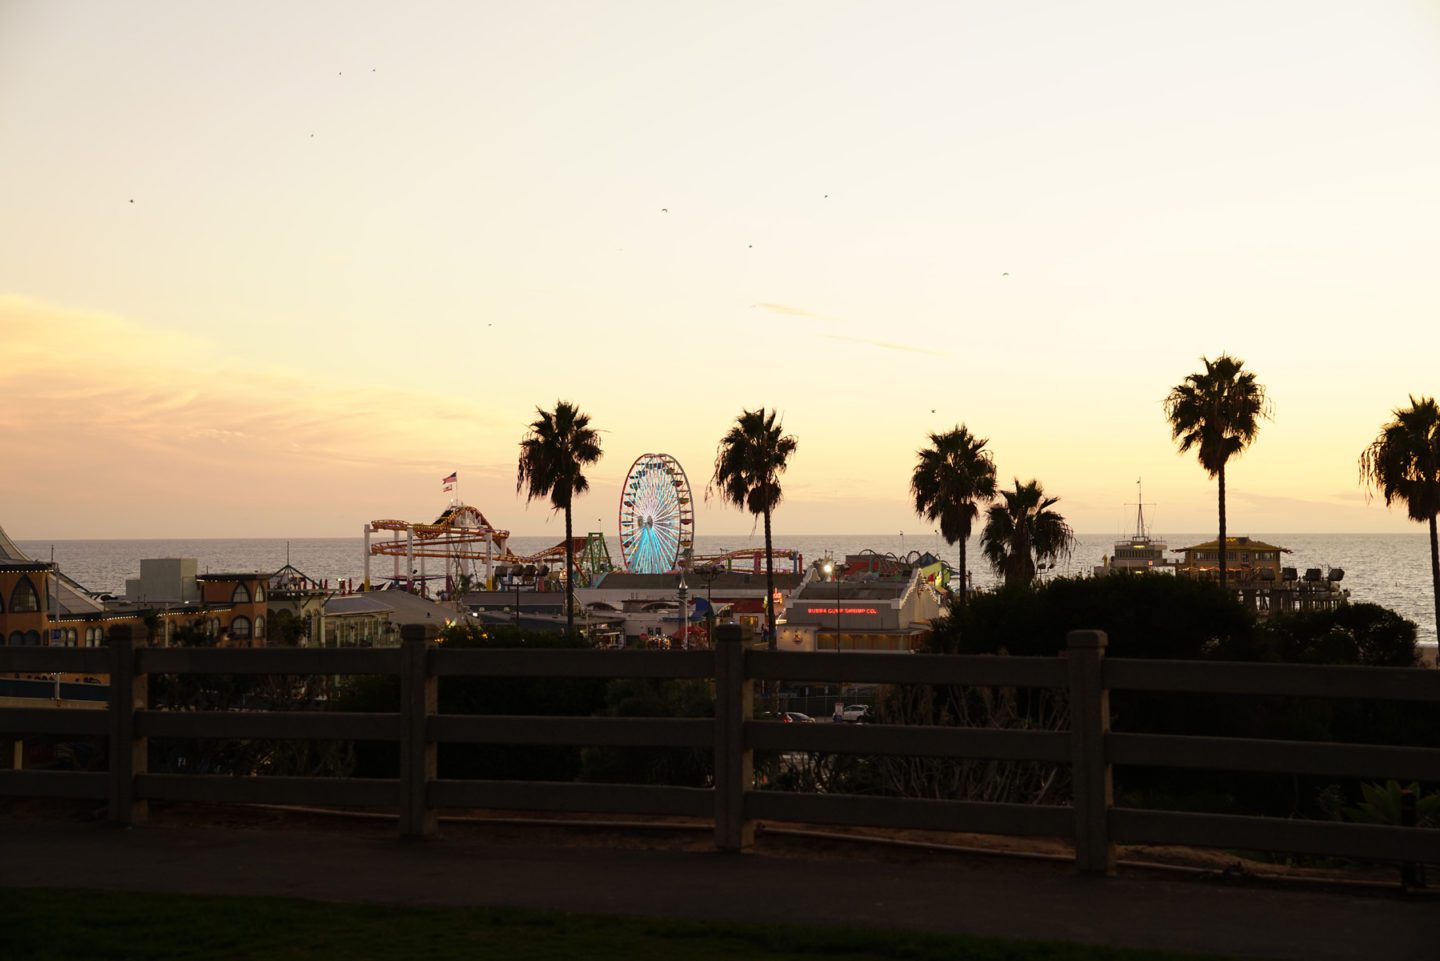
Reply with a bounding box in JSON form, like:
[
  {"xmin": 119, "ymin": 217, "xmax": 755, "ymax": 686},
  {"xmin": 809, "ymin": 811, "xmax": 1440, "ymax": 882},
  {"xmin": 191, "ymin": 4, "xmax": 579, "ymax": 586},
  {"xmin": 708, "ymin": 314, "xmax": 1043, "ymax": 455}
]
[
  {"xmin": 4, "ymin": 631, "xmax": 16, "ymax": 646},
  {"xmin": 230, "ymin": 616, "xmax": 252, "ymax": 640},
  {"xmin": 9, "ymin": 576, "xmax": 40, "ymax": 613},
  {"xmin": 232, "ymin": 582, "xmax": 252, "ymax": 604},
  {"xmin": 22, "ymin": 630, "xmax": 41, "ymax": 646},
  {"xmin": 255, "ymin": 584, "xmax": 266, "ymax": 603},
  {"xmin": 254, "ymin": 616, "xmax": 265, "ymax": 640}
]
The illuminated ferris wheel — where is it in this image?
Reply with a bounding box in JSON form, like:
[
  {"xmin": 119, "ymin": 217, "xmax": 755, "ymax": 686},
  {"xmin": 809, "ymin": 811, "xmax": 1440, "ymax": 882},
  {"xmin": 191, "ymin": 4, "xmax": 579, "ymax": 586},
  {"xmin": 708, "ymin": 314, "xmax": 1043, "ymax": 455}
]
[{"xmin": 619, "ymin": 452, "xmax": 694, "ymax": 573}]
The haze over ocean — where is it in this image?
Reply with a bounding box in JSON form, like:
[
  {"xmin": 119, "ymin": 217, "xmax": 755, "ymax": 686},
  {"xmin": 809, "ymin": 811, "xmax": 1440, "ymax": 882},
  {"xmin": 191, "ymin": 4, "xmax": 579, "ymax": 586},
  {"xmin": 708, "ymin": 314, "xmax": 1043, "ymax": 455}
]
[{"xmin": 19, "ymin": 532, "xmax": 1436, "ymax": 646}]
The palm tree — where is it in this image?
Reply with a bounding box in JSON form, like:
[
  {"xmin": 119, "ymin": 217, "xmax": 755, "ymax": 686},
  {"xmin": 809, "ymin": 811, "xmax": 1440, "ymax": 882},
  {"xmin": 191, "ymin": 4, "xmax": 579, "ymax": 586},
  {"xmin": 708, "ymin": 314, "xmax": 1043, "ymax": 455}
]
[
  {"xmin": 911, "ymin": 425, "xmax": 997, "ymax": 613},
  {"xmin": 710, "ymin": 408, "xmax": 798, "ymax": 649},
  {"xmin": 1164, "ymin": 354, "xmax": 1268, "ymax": 590},
  {"xmin": 981, "ymin": 479, "xmax": 1075, "ymax": 589},
  {"xmin": 517, "ymin": 401, "xmax": 603, "ymax": 636},
  {"xmin": 1360, "ymin": 396, "xmax": 1440, "ymax": 646}
]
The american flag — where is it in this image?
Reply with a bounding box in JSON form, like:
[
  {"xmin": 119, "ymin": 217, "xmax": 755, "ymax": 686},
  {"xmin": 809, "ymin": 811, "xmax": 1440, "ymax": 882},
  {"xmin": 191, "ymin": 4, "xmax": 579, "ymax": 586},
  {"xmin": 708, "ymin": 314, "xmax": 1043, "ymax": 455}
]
[{"xmin": 442, "ymin": 471, "xmax": 457, "ymax": 491}]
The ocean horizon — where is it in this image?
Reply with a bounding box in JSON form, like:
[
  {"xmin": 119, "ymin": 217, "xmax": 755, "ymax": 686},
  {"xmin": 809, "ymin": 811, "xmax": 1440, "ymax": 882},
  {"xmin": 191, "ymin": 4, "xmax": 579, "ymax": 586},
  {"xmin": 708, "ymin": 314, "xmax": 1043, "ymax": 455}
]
[{"xmin": 18, "ymin": 532, "xmax": 1438, "ymax": 646}]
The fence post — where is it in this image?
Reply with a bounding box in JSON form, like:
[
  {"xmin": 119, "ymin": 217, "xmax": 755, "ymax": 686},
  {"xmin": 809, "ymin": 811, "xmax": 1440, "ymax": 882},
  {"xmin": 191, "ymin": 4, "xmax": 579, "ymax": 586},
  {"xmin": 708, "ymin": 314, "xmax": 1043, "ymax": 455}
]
[
  {"xmin": 713, "ymin": 622, "xmax": 754, "ymax": 852},
  {"xmin": 399, "ymin": 624, "xmax": 438, "ymax": 838},
  {"xmin": 1067, "ymin": 629, "xmax": 1113, "ymax": 874},
  {"xmin": 108, "ymin": 624, "xmax": 148, "ymax": 826},
  {"xmin": 1400, "ymin": 787, "xmax": 1425, "ymax": 889}
]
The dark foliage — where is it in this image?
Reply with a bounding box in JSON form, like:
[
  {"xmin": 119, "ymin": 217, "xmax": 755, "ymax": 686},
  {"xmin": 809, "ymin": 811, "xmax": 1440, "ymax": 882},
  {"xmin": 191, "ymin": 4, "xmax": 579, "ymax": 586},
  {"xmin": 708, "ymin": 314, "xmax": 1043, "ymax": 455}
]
[
  {"xmin": 579, "ymin": 678, "xmax": 714, "ymax": 786},
  {"xmin": 914, "ymin": 576, "xmax": 1433, "ymax": 819},
  {"xmin": 149, "ymin": 623, "xmax": 350, "ymax": 778},
  {"xmin": 930, "ymin": 573, "xmax": 1254, "ymax": 661},
  {"xmin": 334, "ymin": 622, "xmax": 607, "ymax": 782}
]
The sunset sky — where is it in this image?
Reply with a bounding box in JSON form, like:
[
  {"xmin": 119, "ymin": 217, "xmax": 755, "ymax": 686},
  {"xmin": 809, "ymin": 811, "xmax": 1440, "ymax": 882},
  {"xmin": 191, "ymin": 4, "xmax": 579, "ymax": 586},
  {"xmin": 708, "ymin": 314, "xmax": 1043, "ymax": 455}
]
[{"xmin": 3, "ymin": 1, "xmax": 1438, "ymax": 539}]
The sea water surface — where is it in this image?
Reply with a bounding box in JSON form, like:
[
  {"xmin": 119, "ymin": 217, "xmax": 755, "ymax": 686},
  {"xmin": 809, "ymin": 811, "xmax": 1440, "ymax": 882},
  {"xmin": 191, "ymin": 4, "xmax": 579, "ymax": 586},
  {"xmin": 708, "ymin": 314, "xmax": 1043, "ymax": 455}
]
[{"xmin": 18, "ymin": 532, "xmax": 1437, "ymax": 646}]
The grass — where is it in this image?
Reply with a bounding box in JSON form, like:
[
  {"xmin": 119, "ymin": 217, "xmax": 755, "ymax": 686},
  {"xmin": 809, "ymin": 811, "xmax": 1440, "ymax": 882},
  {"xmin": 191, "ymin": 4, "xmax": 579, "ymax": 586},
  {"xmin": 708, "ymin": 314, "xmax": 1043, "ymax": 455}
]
[{"xmin": 1, "ymin": 888, "xmax": 1238, "ymax": 961}]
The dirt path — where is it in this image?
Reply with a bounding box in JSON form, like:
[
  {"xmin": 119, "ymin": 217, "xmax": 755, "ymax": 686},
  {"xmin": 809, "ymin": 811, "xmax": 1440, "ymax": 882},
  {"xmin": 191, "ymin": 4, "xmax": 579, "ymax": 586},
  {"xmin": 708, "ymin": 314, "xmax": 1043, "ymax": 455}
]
[{"xmin": 3, "ymin": 810, "xmax": 1435, "ymax": 960}]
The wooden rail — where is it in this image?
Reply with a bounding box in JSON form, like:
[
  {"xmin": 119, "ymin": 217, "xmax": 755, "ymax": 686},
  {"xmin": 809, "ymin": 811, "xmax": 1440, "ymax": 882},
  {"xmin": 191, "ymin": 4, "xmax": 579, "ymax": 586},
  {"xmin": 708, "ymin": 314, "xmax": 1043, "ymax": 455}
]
[{"xmin": 2, "ymin": 625, "xmax": 1437, "ymax": 874}]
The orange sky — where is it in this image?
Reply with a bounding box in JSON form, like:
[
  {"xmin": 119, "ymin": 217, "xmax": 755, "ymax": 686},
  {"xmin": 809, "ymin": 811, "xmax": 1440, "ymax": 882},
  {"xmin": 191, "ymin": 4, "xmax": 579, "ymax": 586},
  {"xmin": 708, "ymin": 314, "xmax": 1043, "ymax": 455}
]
[{"xmin": 2, "ymin": 2, "xmax": 1438, "ymax": 538}]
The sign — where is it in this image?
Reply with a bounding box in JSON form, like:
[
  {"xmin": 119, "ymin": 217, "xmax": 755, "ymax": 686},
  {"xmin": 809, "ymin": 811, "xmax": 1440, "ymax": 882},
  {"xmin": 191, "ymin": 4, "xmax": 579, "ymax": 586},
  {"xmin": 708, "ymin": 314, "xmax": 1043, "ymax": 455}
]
[{"xmin": 804, "ymin": 606, "xmax": 879, "ymax": 616}]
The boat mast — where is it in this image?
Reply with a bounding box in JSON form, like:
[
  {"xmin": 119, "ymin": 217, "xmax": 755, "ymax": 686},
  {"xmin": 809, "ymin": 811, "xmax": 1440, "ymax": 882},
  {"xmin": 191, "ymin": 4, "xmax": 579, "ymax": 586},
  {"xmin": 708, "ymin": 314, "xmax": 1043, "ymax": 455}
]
[{"xmin": 1132, "ymin": 478, "xmax": 1151, "ymax": 541}]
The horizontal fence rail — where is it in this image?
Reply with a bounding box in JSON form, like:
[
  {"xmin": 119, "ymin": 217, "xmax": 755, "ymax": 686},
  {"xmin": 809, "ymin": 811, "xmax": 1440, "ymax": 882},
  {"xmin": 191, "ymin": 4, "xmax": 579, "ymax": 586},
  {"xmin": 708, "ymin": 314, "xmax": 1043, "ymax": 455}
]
[
  {"xmin": 430, "ymin": 780, "xmax": 714, "ymax": 818},
  {"xmin": 2, "ymin": 624, "xmax": 1437, "ymax": 878},
  {"xmin": 746, "ymin": 792, "xmax": 1074, "ymax": 837},
  {"xmin": 138, "ymin": 647, "xmax": 400, "ymax": 676},
  {"xmin": 1109, "ymin": 732, "xmax": 1440, "ymax": 782},
  {"xmin": 1105, "ymin": 658, "xmax": 1440, "ymax": 701},
  {"xmin": 748, "ymin": 721, "xmax": 1071, "ymax": 762},
  {"xmin": 429, "ymin": 715, "xmax": 713, "ymax": 748},
  {"xmin": 749, "ymin": 651, "xmax": 1067, "ymax": 687},
  {"xmin": 431, "ymin": 648, "xmax": 714, "ymax": 679},
  {"xmin": 0, "ymin": 648, "xmax": 112, "ymax": 674}
]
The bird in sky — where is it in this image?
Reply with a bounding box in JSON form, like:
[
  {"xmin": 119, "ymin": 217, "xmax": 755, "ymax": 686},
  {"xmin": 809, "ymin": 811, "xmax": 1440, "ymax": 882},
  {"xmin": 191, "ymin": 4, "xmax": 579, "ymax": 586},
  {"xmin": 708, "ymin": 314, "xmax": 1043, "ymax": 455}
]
[
  {"xmin": 1002, "ymin": 272, "xmax": 1009, "ymax": 277},
  {"xmin": 661, "ymin": 208, "xmax": 668, "ymax": 213}
]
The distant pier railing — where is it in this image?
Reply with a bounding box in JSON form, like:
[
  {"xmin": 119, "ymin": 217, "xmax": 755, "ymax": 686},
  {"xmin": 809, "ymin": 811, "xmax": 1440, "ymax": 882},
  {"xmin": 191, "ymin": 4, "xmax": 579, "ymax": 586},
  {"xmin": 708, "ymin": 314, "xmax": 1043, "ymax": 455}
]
[{"xmin": 1, "ymin": 625, "xmax": 1438, "ymax": 874}]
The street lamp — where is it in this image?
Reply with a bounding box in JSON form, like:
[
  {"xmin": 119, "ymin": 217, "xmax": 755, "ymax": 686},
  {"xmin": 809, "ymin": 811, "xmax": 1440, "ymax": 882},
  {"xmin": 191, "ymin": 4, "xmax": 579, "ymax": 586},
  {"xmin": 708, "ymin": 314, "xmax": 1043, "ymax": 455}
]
[
  {"xmin": 693, "ymin": 563, "xmax": 720, "ymax": 647},
  {"xmin": 676, "ymin": 573, "xmax": 689, "ymax": 649},
  {"xmin": 822, "ymin": 560, "xmax": 841, "ymax": 649}
]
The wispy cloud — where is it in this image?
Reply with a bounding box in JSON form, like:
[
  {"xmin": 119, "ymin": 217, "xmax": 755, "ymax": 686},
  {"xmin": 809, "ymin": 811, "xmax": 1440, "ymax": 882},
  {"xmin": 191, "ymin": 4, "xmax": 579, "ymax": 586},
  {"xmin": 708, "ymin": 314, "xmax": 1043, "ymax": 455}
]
[
  {"xmin": 822, "ymin": 332, "xmax": 947, "ymax": 356},
  {"xmin": 0, "ymin": 295, "xmax": 508, "ymax": 466},
  {"xmin": 751, "ymin": 302, "xmax": 831, "ymax": 321}
]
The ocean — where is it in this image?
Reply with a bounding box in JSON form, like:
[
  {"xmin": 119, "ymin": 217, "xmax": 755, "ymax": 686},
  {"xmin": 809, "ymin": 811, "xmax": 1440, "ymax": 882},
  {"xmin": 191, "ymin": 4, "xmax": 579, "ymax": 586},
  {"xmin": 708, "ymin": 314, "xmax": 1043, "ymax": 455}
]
[{"xmin": 17, "ymin": 532, "xmax": 1438, "ymax": 646}]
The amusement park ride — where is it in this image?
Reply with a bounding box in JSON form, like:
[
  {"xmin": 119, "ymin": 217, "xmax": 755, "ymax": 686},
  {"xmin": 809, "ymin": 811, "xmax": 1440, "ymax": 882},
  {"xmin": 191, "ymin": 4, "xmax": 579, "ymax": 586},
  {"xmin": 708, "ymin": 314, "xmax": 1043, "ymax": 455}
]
[{"xmin": 363, "ymin": 453, "xmax": 801, "ymax": 597}]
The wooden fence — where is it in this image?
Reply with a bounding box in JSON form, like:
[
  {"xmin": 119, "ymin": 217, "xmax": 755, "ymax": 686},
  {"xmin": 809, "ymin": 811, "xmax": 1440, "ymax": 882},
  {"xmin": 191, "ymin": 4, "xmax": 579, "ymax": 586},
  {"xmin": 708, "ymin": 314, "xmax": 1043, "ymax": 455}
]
[{"xmin": 2, "ymin": 624, "xmax": 1438, "ymax": 874}]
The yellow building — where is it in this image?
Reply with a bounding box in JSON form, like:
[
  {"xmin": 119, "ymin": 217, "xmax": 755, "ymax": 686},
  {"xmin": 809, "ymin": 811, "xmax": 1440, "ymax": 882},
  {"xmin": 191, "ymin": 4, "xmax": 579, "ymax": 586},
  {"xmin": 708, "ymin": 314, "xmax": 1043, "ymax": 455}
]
[{"xmin": 1173, "ymin": 537, "xmax": 1291, "ymax": 580}]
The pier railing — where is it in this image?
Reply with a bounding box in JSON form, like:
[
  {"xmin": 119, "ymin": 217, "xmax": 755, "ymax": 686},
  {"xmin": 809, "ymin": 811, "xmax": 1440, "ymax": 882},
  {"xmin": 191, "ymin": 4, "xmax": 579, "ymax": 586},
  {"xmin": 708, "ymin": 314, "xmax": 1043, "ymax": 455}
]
[{"xmin": 2, "ymin": 625, "xmax": 1438, "ymax": 873}]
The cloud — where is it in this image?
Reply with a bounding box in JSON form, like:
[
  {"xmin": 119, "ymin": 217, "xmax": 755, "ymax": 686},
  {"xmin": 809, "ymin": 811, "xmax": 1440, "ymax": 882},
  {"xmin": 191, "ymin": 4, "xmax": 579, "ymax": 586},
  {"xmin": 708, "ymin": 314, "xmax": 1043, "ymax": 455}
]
[
  {"xmin": 1232, "ymin": 489, "xmax": 1360, "ymax": 510},
  {"xmin": 822, "ymin": 332, "xmax": 947, "ymax": 356},
  {"xmin": 0, "ymin": 295, "xmax": 510, "ymax": 466},
  {"xmin": 751, "ymin": 302, "xmax": 830, "ymax": 321}
]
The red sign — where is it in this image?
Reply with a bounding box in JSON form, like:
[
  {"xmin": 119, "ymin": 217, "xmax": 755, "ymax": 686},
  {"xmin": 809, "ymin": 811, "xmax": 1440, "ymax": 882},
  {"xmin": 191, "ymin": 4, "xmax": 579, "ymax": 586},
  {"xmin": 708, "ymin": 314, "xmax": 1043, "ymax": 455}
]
[{"xmin": 805, "ymin": 606, "xmax": 879, "ymax": 616}]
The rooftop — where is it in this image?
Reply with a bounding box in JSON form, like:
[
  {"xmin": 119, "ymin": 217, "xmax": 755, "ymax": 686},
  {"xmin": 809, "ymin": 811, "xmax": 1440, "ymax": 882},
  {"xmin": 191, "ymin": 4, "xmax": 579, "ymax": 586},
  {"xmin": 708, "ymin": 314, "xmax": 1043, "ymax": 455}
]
[
  {"xmin": 1174, "ymin": 537, "xmax": 1291, "ymax": 554},
  {"xmin": 595, "ymin": 571, "xmax": 804, "ymax": 591}
]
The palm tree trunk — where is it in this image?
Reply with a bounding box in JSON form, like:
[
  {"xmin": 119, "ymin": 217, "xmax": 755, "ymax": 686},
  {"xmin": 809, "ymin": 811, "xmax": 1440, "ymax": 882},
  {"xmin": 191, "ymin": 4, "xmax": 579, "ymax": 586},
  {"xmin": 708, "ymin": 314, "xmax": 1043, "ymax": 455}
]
[
  {"xmin": 1217, "ymin": 463, "xmax": 1228, "ymax": 591},
  {"xmin": 763, "ymin": 506, "xmax": 776, "ymax": 652},
  {"xmin": 564, "ymin": 504, "xmax": 575, "ymax": 636},
  {"xmin": 956, "ymin": 535, "xmax": 967, "ymax": 617},
  {"xmin": 1430, "ymin": 514, "xmax": 1440, "ymax": 655}
]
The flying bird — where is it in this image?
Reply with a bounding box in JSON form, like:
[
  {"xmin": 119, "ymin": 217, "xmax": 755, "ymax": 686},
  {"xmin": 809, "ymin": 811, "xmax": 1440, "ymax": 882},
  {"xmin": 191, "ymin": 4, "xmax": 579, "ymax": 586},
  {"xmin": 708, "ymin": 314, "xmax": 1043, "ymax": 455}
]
[
  {"xmin": 661, "ymin": 208, "xmax": 668, "ymax": 213},
  {"xmin": 1002, "ymin": 272, "xmax": 1009, "ymax": 277}
]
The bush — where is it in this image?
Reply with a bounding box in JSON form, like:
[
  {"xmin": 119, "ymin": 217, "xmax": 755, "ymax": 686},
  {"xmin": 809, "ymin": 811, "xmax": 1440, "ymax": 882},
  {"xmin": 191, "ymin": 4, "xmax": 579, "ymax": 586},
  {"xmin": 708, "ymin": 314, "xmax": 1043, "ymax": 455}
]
[{"xmin": 334, "ymin": 622, "xmax": 607, "ymax": 782}]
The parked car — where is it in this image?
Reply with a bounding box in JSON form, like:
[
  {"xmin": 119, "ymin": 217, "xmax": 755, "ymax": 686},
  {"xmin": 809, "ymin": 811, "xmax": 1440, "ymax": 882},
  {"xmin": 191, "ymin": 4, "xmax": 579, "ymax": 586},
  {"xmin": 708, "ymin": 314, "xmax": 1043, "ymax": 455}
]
[
  {"xmin": 780, "ymin": 711, "xmax": 815, "ymax": 723},
  {"xmin": 840, "ymin": 704, "xmax": 869, "ymax": 723}
]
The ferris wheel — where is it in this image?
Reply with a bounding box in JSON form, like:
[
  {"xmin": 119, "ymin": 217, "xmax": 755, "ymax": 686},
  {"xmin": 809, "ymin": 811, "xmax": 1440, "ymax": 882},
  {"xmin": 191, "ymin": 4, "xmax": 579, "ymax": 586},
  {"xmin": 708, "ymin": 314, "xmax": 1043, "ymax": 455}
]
[{"xmin": 619, "ymin": 453, "xmax": 695, "ymax": 573}]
